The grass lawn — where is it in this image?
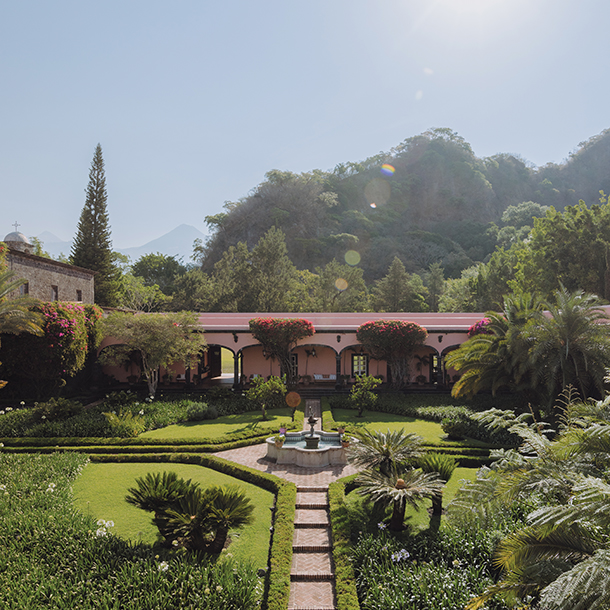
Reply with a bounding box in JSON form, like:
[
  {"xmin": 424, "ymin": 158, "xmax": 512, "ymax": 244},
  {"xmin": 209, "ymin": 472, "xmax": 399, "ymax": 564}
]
[
  {"xmin": 345, "ymin": 466, "xmax": 479, "ymax": 532},
  {"xmin": 140, "ymin": 407, "xmax": 296, "ymax": 440},
  {"xmin": 332, "ymin": 408, "xmax": 492, "ymax": 447},
  {"xmin": 72, "ymin": 462, "xmax": 273, "ymax": 569}
]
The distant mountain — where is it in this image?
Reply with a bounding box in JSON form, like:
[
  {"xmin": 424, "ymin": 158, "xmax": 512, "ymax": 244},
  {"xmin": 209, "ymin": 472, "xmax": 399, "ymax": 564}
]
[
  {"xmin": 37, "ymin": 231, "xmax": 71, "ymax": 260},
  {"xmin": 36, "ymin": 224, "xmax": 207, "ymax": 264},
  {"xmin": 118, "ymin": 224, "xmax": 206, "ymax": 263}
]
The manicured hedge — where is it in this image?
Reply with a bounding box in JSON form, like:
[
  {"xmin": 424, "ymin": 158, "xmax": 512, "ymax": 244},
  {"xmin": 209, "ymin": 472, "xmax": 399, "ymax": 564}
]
[{"xmin": 329, "ymin": 474, "xmax": 360, "ymax": 610}]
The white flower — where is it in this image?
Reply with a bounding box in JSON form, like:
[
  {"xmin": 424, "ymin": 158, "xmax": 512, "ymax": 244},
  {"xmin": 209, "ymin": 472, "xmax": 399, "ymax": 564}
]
[
  {"xmin": 204, "ymin": 588, "xmax": 210, "ymax": 595},
  {"xmin": 105, "ymin": 520, "xmax": 114, "ymax": 528},
  {"xmin": 139, "ymin": 410, "xmax": 144, "ymax": 416},
  {"xmin": 172, "ymin": 539, "xmax": 179, "ymax": 547},
  {"xmin": 6, "ymin": 407, "xmax": 12, "ymax": 411},
  {"xmin": 158, "ymin": 561, "xmax": 169, "ymax": 572},
  {"xmin": 0, "ymin": 411, "xmax": 5, "ymax": 416},
  {"xmin": 19, "ymin": 402, "xmax": 24, "ymax": 406},
  {"xmin": 0, "ymin": 484, "xmax": 6, "ymax": 491},
  {"xmin": 0, "ymin": 443, "xmax": 4, "ymax": 448},
  {"xmin": 46, "ymin": 483, "xmax": 56, "ymax": 493},
  {"xmin": 216, "ymin": 585, "xmax": 223, "ymax": 592},
  {"xmin": 95, "ymin": 528, "xmax": 107, "ymax": 537}
]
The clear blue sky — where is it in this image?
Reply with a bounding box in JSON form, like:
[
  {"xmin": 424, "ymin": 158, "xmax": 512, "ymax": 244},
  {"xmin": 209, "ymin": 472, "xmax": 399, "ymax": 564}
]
[{"xmin": 1, "ymin": 0, "xmax": 608, "ymax": 251}]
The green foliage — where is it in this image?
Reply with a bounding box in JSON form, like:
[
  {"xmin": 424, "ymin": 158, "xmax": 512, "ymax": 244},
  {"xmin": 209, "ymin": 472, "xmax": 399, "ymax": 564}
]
[
  {"xmin": 1, "ymin": 302, "xmax": 101, "ymax": 396},
  {"xmin": 245, "ymin": 375, "xmax": 288, "ymax": 415},
  {"xmin": 126, "ymin": 471, "xmax": 254, "ymax": 553},
  {"xmin": 132, "ymin": 252, "xmax": 187, "ymax": 296},
  {"xmin": 349, "ymin": 374, "xmax": 381, "ymax": 416},
  {"xmin": 100, "ymin": 311, "xmax": 207, "ymax": 397},
  {"xmin": 70, "ymin": 143, "xmax": 120, "ymax": 306},
  {"xmin": 349, "ymin": 427, "xmax": 423, "ymax": 477},
  {"xmin": 103, "ymin": 409, "xmax": 146, "ymax": 437},
  {"xmin": 0, "ymin": 453, "xmax": 262, "ymax": 609},
  {"xmin": 371, "ymin": 256, "xmax": 429, "ymax": 312}
]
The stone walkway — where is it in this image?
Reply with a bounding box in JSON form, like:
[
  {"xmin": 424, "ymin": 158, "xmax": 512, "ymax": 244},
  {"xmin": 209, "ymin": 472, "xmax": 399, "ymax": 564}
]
[{"xmin": 214, "ymin": 399, "xmax": 359, "ymax": 610}]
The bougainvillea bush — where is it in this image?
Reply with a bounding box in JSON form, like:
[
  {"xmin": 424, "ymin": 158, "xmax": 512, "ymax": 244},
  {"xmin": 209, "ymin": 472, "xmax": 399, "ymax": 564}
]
[
  {"xmin": 249, "ymin": 318, "xmax": 314, "ymax": 385},
  {"xmin": 0, "ymin": 302, "xmax": 103, "ymax": 397},
  {"xmin": 356, "ymin": 320, "xmax": 427, "ymax": 388},
  {"xmin": 467, "ymin": 318, "xmax": 492, "ymax": 337}
]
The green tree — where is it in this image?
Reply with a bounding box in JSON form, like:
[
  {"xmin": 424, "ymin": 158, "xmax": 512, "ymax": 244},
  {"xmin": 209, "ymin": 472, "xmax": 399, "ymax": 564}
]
[
  {"xmin": 356, "ymin": 468, "xmax": 443, "ymax": 532},
  {"xmin": 118, "ymin": 272, "xmax": 171, "ymax": 312},
  {"xmin": 245, "ymin": 375, "xmax": 287, "ymax": 420},
  {"xmin": 70, "ymin": 144, "xmax": 119, "ymax": 306},
  {"xmin": 99, "ymin": 311, "xmax": 207, "ymax": 397},
  {"xmin": 171, "ymin": 268, "xmax": 217, "ymax": 311},
  {"xmin": 445, "ymin": 293, "xmax": 543, "ymax": 402},
  {"xmin": 371, "ymin": 256, "xmax": 428, "ymax": 312},
  {"xmin": 312, "ymin": 259, "xmax": 369, "ymax": 312},
  {"xmin": 348, "ymin": 428, "xmax": 423, "ymax": 476},
  {"xmin": 132, "ymin": 252, "xmax": 186, "ymax": 296},
  {"xmin": 527, "ymin": 287, "xmax": 610, "ymax": 406},
  {"xmin": 425, "ymin": 261, "xmax": 445, "ymax": 312},
  {"xmin": 349, "ymin": 374, "xmax": 382, "ymax": 417}
]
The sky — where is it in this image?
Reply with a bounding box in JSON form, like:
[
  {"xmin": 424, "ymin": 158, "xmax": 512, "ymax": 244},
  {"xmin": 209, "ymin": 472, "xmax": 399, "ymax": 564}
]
[{"xmin": 1, "ymin": 0, "xmax": 609, "ymax": 252}]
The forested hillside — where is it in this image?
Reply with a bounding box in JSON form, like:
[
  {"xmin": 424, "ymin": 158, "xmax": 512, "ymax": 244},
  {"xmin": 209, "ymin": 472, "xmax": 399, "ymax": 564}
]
[
  {"xmin": 200, "ymin": 128, "xmax": 610, "ymax": 282},
  {"xmin": 120, "ymin": 127, "xmax": 610, "ymax": 314}
]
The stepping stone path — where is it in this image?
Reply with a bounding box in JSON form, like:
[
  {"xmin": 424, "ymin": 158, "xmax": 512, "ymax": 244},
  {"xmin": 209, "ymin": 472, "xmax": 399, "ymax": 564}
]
[
  {"xmin": 289, "ymin": 484, "xmax": 335, "ymax": 609},
  {"xmin": 215, "ymin": 398, "xmax": 359, "ymax": 610}
]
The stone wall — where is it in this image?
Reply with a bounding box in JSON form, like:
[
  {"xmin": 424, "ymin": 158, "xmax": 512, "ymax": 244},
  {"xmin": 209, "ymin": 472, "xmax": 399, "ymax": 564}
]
[{"xmin": 6, "ymin": 250, "xmax": 95, "ymax": 303}]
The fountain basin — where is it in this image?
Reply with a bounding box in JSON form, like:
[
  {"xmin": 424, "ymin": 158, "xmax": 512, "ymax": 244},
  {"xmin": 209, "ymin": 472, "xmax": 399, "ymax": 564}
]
[{"xmin": 266, "ymin": 430, "xmax": 348, "ymax": 467}]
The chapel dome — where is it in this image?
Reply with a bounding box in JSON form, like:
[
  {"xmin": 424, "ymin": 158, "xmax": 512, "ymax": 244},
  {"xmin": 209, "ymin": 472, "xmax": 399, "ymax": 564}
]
[{"xmin": 4, "ymin": 231, "xmax": 33, "ymax": 253}]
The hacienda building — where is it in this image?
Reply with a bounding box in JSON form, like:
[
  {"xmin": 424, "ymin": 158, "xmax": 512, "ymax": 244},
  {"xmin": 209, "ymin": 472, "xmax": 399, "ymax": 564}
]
[
  {"xmin": 4, "ymin": 231, "xmax": 95, "ymax": 304},
  {"xmin": 99, "ymin": 311, "xmax": 486, "ymax": 392}
]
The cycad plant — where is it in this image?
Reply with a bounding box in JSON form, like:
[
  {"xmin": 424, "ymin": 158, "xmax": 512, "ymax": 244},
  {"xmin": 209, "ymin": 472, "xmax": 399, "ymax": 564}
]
[
  {"xmin": 356, "ymin": 468, "xmax": 444, "ymax": 531},
  {"xmin": 348, "ymin": 428, "xmax": 423, "ymax": 476},
  {"xmin": 126, "ymin": 471, "xmax": 254, "ymax": 553},
  {"xmin": 418, "ymin": 452, "xmax": 457, "ymax": 516}
]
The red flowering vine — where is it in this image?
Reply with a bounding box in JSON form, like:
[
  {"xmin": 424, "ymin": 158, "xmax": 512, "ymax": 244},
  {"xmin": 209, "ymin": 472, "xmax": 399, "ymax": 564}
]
[
  {"xmin": 356, "ymin": 320, "xmax": 428, "ymax": 388},
  {"xmin": 249, "ymin": 318, "xmax": 315, "ymax": 385}
]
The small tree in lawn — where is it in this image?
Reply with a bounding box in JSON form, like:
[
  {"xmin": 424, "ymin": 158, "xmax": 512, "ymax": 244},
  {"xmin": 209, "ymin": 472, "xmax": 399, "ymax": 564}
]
[
  {"xmin": 245, "ymin": 375, "xmax": 287, "ymax": 420},
  {"xmin": 99, "ymin": 311, "xmax": 206, "ymax": 397},
  {"xmin": 249, "ymin": 317, "xmax": 314, "ymax": 386},
  {"xmin": 356, "ymin": 320, "xmax": 428, "ymax": 389},
  {"xmin": 349, "ymin": 374, "xmax": 381, "ymax": 417}
]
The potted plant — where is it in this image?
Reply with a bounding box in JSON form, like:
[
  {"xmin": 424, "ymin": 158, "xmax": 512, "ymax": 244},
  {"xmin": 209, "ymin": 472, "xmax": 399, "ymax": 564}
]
[
  {"xmin": 416, "ymin": 374, "xmax": 427, "ymax": 385},
  {"xmin": 341, "ymin": 435, "xmax": 353, "ymax": 448},
  {"xmin": 300, "ymin": 374, "xmax": 312, "ymax": 386},
  {"xmin": 336, "ymin": 425, "xmax": 345, "ymax": 434},
  {"xmin": 274, "ymin": 434, "xmax": 285, "ymax": 448}
]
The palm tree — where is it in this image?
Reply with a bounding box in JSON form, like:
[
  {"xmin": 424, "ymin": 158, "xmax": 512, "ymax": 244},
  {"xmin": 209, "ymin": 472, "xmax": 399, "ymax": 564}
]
[
  {"xmin": 527, "ymin": 286, "xmax": 610, "ymax": 407},
  {"xmin": 356, "ymin": 468, "xmax": 444, "ymax": 531},
  {"xmin": 418, "ymin": 452, "xmax": 458, "ymax": 516},
  {"xmin": 446, "ymin": 292, "xmax": 542, "ymax": 402},
  {"xmin": 348, "ymin": 428, "xmax": 424, "ymax": 476},
  {"xmin": 0, "ymin": 270, "xmax": 43, "ymax": 339},
  {"xmin": 0, "ymin": 270, "xmax": 43, "ymax": 389}
]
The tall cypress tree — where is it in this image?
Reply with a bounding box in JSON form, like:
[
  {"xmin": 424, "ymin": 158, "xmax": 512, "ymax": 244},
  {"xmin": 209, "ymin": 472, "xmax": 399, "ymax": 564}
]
[{"xmin": 71, "ymin": 144, "xmax": 119, "ymax": 306}]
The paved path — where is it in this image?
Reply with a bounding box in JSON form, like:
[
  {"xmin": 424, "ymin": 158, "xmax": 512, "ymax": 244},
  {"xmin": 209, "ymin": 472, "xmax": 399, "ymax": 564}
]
[{"xmin": 214, "ymin": 399, "xmax": 359, "ymax": 610}]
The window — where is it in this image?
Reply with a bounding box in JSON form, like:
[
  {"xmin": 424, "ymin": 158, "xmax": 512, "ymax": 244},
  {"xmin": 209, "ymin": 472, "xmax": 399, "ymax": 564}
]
[
  {"xmin": 76, "ymin": 289, "xmax": 83, "ymax": 302},
  {"xmin": 352, "ymin": 353, "xmax": 368, "ymax": 377},
  {"xmin": 290, "ymin": 353, "xmax": 298, "ymax": 379},
  {"xmin": 19, "ymin": 282, "xmax": 29, "ymax": 296},
  {"xmin": 51, "ymin": 285, "xmax": 59, "ymax": 301}
]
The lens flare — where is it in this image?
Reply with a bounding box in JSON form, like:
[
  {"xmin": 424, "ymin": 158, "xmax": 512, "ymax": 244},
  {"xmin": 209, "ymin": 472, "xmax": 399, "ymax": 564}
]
[
  {"xmin": 344, "ymin": 250, "xmax": 361, "ymax": 266},
  {"xmin": 285, "ymin": 391, "xmax": 301, "ymax": 408},
  {"xmin": 370, "ymin": 203, "xmax": 377, "ymax": 208},
  {"xmin": 364, "ymin": 178, "xmax": 391, "ymax": 206},
  {"xmin": 335, "ymin": 278, "xmax": 348, "ymax": 291},
  {"xmin": 380, "ymin": 164, "xmax": 395, "ymax": 176}
]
